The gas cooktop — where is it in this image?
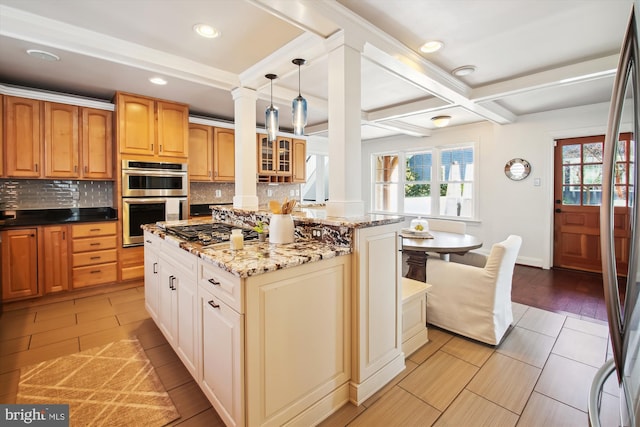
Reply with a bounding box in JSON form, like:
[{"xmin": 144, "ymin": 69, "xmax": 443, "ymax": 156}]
[{"xmin": 164, "ymin": 223, "xmax": 258, "ymax": 245}]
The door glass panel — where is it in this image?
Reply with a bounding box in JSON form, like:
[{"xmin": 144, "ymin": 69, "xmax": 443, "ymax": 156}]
[
  {"xmin": 582, "ymin": 186, "xmax": 601, "ymax": 205},
  {"xmin": 563, "ymin": 144, "xmax": 581, "ymax": 164},
  {"xmin": 563, "ymin": 165, "xmax": 581, "ymax": 185},
  {"xmin": 583, "ymin": 142, "xmax": 603, "ymax": 163},
  {"xmin": 583, "ymin": 164, "xmax": 603, "ymax": 185},
  {"xmin": 563, "ymin": 185, "xmax": 581, "ymax": 205}
]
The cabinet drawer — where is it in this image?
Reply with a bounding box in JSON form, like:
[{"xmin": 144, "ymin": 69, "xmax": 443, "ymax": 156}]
[
  {"xmin": 72, "ymin": 249, "xmax": 117, "ymax": 267},
  {"xmin": 72, "ymin": 262, "xmax": 117, "ymax": 288},
  {"xmin": 160, "ymin": 244, "xmax": 197, "ymax": 276},
  {"xmin": 198, "ymin": 260, "xmax": 243, "ymax": 313},
  {"xmin": 72, "ymin": 236, "xmax": 116, "ymax": 253},
  {"xmin": 71, "ymin": 222, "xmax": 116, "ymax": 238}
]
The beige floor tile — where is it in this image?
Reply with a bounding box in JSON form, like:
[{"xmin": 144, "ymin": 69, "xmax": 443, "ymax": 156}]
[
  {"xmin": 136, "ymin": 327, "xmax": 167, "ymax": 350},
  {"xmin": 167, "ymin": 381, "xmax": 213, "ymax": 422},
  {"xmin": 563, "ymin": 316, "xmax": 609, "ymax": 338},
  {"xmin": 145, "ymin": 342, "xmax": 181, "ymax": 368},
  {"xmin": 517, "ymin": 392, "xmax": 587, "ymax": 427},
  {"xmin": 155, "ymin": 358, "xmax": 194, "ymax": 391},
  {"xmin": 534, "ymin": 354, "xmax": 597, "ymax": 412},
  {"xmin": 111, "ymin": 297, "xmax": 146, "ymax": 314},
  {"xmin": 0, "ymin": 316, "xmax": 35, "ymax": 341},
  {"xmin": 551, "ymin": 328, "xmax": 607, "ymax": 368},
  {"xmin": 511, "ymin": 303, "xmax": 528, "ymax": 325},
  {"xmin": 408, "ymin": 327, "xmax": 454, "ymax": 364},
  {"xmin": 0, "ymin": 336, "xmax": 30, "ymax": 356},
  {"xmin": 362, "ymin": 359, "xmax": 419, "ymax": 408},
  {"xmin": 117, "ymin": 308, "xmax": 151, "ymax": 325},
  {"xmin": 400, "ymin": 350, "xmax": 478, "ymax": 412},
  {"xmin": 0, "ymin": 338, "xmax": 79, "ymax": 374},
  {"xmin": 28, "ymin": 300, "xmax": 75, "ymax": 316},
  {"xmin": 108, "ymin": 288, "xmax": 144, "ymax": 306},
  {"xmin": 516, "ymin": 307, "xmax": 566, "ymax": 337},
  {"xmin": 598, "ymin": 389, "xmax": 621, "ymax": 427},
  {"xmin": 79, "ymin": 326, "xmax": 136, "ymax": 351},
  {"xmin": 29, "ymin": 316, "xmax": 119, "ymax": 348},
  {"xmin": 440, "ymin": 336, "xmax": 494, "ymax": 367},
  {"xmin": 466, "ymin": 353, "xmax": 540, "ymax": 414},
  {"xmin": 172, "ymin": 407, "xmax": 225, "ymax": 427},
  {"xmin": 496, "ymin": 326, "xmax": 555, "ymax": 368},
  {"xmin": 0, "ymin": 370, "xmax": 21, "ymax": 399},
  {"xmin": 349, "ymin": 386, "xmax": 441, "ymax": 427},
  {"xmin": 73, "ymin": 293, "xmax": 112, "ymax": 309},
  {"xmin": 434, "ymin": 389, "xmax": 518, "ymax": 427},
  {"xmin": 316, "ymin": 402, "xmax": 366, "ymax": 427},
  {"xmin": 76, "ymin": 305, "xmax": 117, "ymax": 324},
  {"xmin": 29, "ymin": 313, "xmax": 77, "ymax": 334}
]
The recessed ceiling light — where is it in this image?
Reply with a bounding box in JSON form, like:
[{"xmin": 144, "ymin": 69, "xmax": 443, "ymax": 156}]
[
  {"xmin": 26, "ymin": 49, "xmax": 60, "ymax": 62},
  {"xmin": 420, "ymin": 40, "xmax": 444, "ymax": 53},
  {"xmin": 193, "ymin": 23, "xmax": 220, "ymax": 39},
  {"xmin": 431, "ymin": 115, "xmax": 452, "ymax": 127},
  {"xmin": 149, "ymin": 77, "xmax": 167, "ymax": 85},
  {"xmin": 452, "ymin": 65, "xmax": 477, "ymax": 77}
]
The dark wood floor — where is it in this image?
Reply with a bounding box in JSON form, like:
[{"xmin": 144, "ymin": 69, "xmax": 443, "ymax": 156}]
[{"xmin": 511, "ymin": 264, "xmax": 608, "ymax": 322}]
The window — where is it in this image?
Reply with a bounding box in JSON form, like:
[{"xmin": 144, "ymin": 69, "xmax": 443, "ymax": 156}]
[{"xmin": 372, "ymin": 144, "xmax": 475, "ymax": 218}]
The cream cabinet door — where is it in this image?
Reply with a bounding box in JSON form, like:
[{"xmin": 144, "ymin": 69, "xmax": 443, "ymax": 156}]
[{"xmin": 199, "ymin": 285, "xmax": 245, "ymax": 427}]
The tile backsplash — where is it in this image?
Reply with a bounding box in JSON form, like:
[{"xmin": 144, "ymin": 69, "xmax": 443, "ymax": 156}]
[
  {"xmin": 0, "ymin": 179, "xmax": 114, "ymax": 210},
  {"xmin": 190, "ymin": 182, "xmax": 301, "ymax": 207}
]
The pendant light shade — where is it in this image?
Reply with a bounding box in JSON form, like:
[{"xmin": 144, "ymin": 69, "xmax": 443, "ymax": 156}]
[
  {"xmin": 265, "ymin": 73, "xmax": 278, "ymax": 142},
  {"xmin": 292, "ymin": 58, "xmax": 307, "ymax": 136}
]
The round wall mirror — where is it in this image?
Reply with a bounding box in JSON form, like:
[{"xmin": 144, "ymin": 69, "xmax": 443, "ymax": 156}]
[{"xmin": 504, "ymin": 158, "xmax": 531, "ymax": 181}]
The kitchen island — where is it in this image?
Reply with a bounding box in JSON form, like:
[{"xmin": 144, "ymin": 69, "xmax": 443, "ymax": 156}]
[{"xmin": 143, "ymin": 210, "xmax": 404, "ymax": 426}]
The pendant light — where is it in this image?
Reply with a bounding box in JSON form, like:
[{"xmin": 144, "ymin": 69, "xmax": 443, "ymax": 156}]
[
  {"xmin": 265, "ymin": 73, "xmax": 278, "ymax": 142},
  {"xmin": 291, "ymin": 58, "xmax": 307, "ymax": 136}
]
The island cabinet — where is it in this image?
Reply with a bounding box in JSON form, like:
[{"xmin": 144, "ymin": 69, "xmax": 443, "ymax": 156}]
[
  {"xmin": 188, "ymin": 124, "xmax": 235, "ymax": 182},
  {"xmin": 350, "ymin": 223, "xmax": 405, "ymax": 404},
  {"xmin": 145, "ymin": 234, "xmax": 352, "ymax": 427},
  {"xmin": 116, "ymin": 92, "xmax": 189, "ymax": 159},
  {"xmin": 143, "ymin": 231, "xmax": 198, "ymax": 377}
]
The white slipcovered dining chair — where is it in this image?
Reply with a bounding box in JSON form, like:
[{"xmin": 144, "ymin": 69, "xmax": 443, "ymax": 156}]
[{"xmin": 425, "ymin": 234, "xmax": 522, "ymax": 345}]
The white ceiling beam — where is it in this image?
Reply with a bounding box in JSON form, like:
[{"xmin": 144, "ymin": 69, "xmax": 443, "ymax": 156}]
[
  {"xmin": 471, "ymin": 55, "xmax": 618, "ymax": 102},
  {"xmin": 364, "ymin": 120, "xmax": 432, "ymax": 137},
  {"xmin": 366, "ymin": 97, "xmax": 451, "ymax": 122},
  {"xmin": 0, "ymin": 5, "xmax": 240, "ymax": 91}
]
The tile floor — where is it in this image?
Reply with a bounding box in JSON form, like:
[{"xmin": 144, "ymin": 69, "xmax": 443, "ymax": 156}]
[{"xmin": 0, "ymin": 283, "xmax": 622, "ymax": 426}]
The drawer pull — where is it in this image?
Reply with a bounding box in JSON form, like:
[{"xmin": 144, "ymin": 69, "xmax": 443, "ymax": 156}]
[
  {"xmin": 90, "ymin": 243, "xmax": 100, "ymax": 246},
  {"xmin": 90, "ymin": 270, "xmax": 101, "ymax": 274},
  {"xmin": 208, "ymin": 278, "xmax": 221, "ymax": 286},
  {"xmin": 146, "ymin": 239, "xmax": 152, "ymax": 243},
  {"xmin": 153, "ymin": 262, "xmax": 158, "ymax": 274},
  {"xmin": 169, "ymin": 276, "xmax": 176, "ymax": 290},
  {"xmin": 90, "ymin": 256, "xmax": 101, "ymax": 260},
  {"xmin": 90, "ymin": 228, "xmax": 101, "ymax": 232},
  {"xmin": 208, "ymin": 300, "xmax": 220, "ymax": 309}
]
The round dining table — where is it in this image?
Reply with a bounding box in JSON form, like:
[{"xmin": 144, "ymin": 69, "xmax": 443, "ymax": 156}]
[{"xmin": 401, "ymin": 230, "xmax": 483, "ymax": 282}]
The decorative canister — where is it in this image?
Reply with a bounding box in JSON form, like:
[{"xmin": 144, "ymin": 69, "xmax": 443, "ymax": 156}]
[{"xmin": 269, "ymin": 214, "xmax": 294, "ymax": 244}]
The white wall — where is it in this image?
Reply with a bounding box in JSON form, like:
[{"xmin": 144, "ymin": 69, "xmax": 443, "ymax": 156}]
[{"xmin": 361, "ymin": 101, "xmax": 616, "ymax": 269}]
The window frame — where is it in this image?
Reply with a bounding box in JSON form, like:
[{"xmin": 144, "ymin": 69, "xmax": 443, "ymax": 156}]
[{"xmin": 371, "ymin": 142, "xmax": 478, "ymax": 220}]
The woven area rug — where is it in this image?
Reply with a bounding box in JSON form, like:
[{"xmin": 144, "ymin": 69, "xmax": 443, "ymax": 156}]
[{"xmin": 17, "ymin": 338, "xmax": 180, "ymax": 426}]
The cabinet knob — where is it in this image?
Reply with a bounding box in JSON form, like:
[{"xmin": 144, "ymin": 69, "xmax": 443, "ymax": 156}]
[{"xmin": 207, "ymin": 300, "xmax": 220, "ymax": 309}]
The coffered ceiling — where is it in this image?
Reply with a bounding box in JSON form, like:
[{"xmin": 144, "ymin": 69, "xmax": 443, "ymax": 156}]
[{"xmin": 0, "ymin": 0, "xmax": 633, "ymax": 140}]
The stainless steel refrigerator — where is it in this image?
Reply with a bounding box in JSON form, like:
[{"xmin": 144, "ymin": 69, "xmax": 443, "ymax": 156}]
[{"xmin": 590, "ymin": 3, "xmax": 640, "ymax": 426}]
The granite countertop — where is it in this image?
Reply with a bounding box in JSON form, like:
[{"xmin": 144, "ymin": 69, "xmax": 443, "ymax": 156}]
[{"xmin": 143, "ymin": 221, "xmax": 352, "ymax": 279}]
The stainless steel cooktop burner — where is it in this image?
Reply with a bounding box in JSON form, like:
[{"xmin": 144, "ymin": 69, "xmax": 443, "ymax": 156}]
[{"xmin": 164, "ymin": 223, "xmax": 258, "ymax": 245}]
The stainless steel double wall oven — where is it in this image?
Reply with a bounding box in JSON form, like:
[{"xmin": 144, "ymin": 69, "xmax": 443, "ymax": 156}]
[{"xmin": 122, "ymin": 160, "xmax": 188, "ymax": 246}]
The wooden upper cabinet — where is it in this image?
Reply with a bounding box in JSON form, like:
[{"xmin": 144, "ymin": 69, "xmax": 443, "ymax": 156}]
[
  {"xmin": 81, "ymin": 108, "xmax": 113, "ymax": 179},
  {"xmin": 188, "ymin": 124, "xmax": 213, "ymax": 181},
  {"xmin": 5, "ymin": 96, "xmax": 42, "ymax": 177},
  {"xmin": 213, "ymin": 127, "xmax": 234, "ymax": 182},
  {"xmin": 44, "ymin": 102, "xmax": 80, "ymax": 178},
  {"xmin": 292, "ymin": 138, "xmax": 306, "ymax": 183},
  {"xmin": 257, "ymin": 133, "xmax": 276, "ymax": 175},
  {"xmin": 117, "ymin": 93, "xmax": 156, "ymax": 156},
  {"xmin": 116, "ymin": 93, "xmax": 188, "ymax": 159},
  {"xmin": 157, "ymin": 101, "xmax": 189, "ymax": 158}
]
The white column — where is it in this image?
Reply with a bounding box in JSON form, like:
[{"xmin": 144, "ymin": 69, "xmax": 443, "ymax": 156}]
[
  {"xmin": 325, "ymin": 31, "xmax": 365, "ymax": 218},
  {"xmin": 315, "ymin": 154, "xmax": 326, "ymax": 203},
  {"xmin": 231, "ymin": 87, "xmax": 259, "ymax": 210}
]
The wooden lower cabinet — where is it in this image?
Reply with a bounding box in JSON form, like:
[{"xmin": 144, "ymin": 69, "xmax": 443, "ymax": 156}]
[
  {"xmin": 119, "ymin": 246, "xmax": 144, "ymax": 281},
  {"xmin": 71, "ymin": 222, "xmax": 117, "ymax": 288},
  {"xmin": 1, "ymin": 228, "xmax": 38, "ymax": 300},
  {"xmin": 41, "ymin": 225, "xmax": 70, "ymax": 294}
]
